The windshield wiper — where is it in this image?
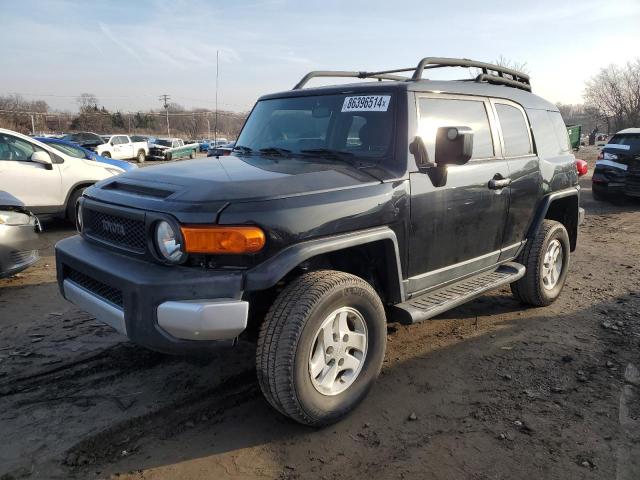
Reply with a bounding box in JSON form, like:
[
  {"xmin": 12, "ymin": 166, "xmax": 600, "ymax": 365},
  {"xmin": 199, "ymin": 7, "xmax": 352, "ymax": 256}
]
[
  {"xmin": 233, "ymin": 145, "xmax": 253, "ymax": 154},
  {"xmin": 300, "ymin": 148, "xmax": 354, "ymax": 159},
  {"xmin": 259, "ymin": 147, "xmax": 292, "ymax": 156}
]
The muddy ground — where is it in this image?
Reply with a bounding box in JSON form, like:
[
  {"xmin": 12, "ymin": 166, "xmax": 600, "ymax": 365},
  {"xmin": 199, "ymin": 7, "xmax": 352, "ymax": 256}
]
[{"xmin": 1, "ymin": 147, "xmax": 639, "ymax": 480}]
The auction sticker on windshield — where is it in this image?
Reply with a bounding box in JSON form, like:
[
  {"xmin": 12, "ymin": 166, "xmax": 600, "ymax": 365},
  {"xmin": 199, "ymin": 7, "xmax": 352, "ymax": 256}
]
[{"xmin": 342, "ymin": 95, "xmax": 390, "ymax": 112}]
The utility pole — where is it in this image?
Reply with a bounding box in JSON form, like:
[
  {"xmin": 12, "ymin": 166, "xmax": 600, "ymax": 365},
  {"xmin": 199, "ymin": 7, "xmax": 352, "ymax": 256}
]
[
  {"xmin": 214, "ymin": 50, "xmax": 219, "ymax": 145},
  {"xmin": 159, "ymin": 94, "xmax": 171, "ymax": 136},
  {"xmin": 30, "ymin": 114, "xmax": 35, "ymax": 135}
]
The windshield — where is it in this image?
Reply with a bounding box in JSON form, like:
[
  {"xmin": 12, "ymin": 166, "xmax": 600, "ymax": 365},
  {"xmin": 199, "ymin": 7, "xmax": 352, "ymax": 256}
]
[
  {"xmin": 47, "ymin": 142, "xmax": 87, "ymax": 159},
  {"xmin": 236, "ymin": 93, "xmax": 395, "ymax": 161},
  {"xmin": 609, "ymin": 133, "xmax": 640, "ymax": 153},
  {"xmin": 155, "ymin": 140, "xmax": 172, "ymax": 147}
]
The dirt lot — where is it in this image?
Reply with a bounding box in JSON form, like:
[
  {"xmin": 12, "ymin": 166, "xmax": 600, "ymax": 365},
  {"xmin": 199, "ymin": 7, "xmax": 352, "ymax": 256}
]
[{"xmin": 1, "ymin": 146, "xmax": 639, "ymax": 480}]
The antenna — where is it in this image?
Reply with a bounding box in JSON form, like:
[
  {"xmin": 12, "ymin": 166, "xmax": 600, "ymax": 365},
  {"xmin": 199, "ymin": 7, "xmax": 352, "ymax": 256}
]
[
  {"xmin": 214, "ymin": 50, "xmax": 219, "ymax": 146},
  {"xmin": 159, "ymin": 94, "xmax": 171, "ymax": 136}
]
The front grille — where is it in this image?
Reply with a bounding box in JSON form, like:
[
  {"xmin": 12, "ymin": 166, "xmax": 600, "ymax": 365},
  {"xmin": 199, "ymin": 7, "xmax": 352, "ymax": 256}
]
[
  {"xmin": 84, "ymin": 208, "xmax": 146, "ymax": 252},
  {"xmin": 65, "ymin": 267, "xmax": 124, "ymax": 308}
]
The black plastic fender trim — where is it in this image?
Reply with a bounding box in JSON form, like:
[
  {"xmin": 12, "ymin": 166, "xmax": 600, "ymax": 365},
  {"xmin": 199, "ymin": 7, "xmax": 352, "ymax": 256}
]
[
  {"xmin": 244, "ymin": 226, "xmax": 406, "ymax": 303},
  {"xmin": 526, "ymin": 186, "xmax": 580, "ymax": 241}
]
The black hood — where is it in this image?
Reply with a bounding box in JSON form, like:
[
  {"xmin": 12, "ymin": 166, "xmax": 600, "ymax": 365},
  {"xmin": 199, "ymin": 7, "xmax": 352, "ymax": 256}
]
[{"xmin": 86, "ymin": 155, "xmax": 383, "ymax": 219}]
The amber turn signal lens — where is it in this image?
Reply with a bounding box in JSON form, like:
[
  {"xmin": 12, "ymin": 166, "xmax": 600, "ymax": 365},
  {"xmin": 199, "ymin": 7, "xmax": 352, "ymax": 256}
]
[{"xmin": 181, "ymin": 226, "xmax": 266, "ymax": 254}]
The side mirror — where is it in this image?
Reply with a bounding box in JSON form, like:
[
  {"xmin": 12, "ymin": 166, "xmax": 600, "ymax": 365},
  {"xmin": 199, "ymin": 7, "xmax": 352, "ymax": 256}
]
[
  {"xmin": 31, "ymin": 151, "xmax": 52, "ymax": 168},
  {"xmin": 409, "ymin": 136, "xmax": 433, "ymax": 170},
  {"xmin": 435, "ymin": 126, "xmax": 473, "ymax": 166}
]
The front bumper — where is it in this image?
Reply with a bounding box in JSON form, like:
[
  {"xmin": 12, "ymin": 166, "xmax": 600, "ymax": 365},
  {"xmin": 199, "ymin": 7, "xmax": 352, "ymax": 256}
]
[
  {"xmin": 56, "ymin": 235, "xmax": 248, "ymax": 353},
  {"xmin": 0, "ymin": 223, "xmax": 40, "ymax": 278}
]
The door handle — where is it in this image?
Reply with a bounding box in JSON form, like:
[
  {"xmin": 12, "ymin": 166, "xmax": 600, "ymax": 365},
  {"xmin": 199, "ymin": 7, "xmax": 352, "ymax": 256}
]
[{"xmin": 488, "ymin": 177, "xmax": 512, "ymax": 190}]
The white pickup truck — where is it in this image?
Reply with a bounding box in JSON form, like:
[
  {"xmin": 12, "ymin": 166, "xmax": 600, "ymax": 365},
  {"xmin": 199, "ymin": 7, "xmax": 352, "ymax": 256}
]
[{"xmin": 95, "ymin": 135, "xmax": 149, "ymax": 163}]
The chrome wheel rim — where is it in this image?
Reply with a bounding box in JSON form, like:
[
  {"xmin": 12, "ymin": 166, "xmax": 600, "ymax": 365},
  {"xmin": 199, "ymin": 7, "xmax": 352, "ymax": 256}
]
[
  {"xmin": 308, "ymin": 306, "xmax": 368, "ymax": 396},
  {"xmin": 542, "ymin": 239, "xmax": 563, "ymax": 290}
]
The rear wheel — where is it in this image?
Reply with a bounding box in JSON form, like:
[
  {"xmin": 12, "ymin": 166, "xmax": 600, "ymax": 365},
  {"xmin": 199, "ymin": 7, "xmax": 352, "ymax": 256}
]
[
  {"xmin": 189, "ymin": 149, "xmax": 195, "ymax": 159},
  {"xmin": 137, "ymin": 150, "xmax": 146, "ymax": 163},
  {"xmin": 511, "ymin": 220, "xmax": 570, "ymax": 306},
  {"xmin": 256, "ymin": 270, "xmax": 387, "ymax": 426}
]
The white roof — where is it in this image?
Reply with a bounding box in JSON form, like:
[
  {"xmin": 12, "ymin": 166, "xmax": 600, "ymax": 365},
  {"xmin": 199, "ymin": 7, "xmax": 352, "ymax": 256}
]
[{"xmin": 617, "ymin": 128, "xmax": 640, "ymax": 134}]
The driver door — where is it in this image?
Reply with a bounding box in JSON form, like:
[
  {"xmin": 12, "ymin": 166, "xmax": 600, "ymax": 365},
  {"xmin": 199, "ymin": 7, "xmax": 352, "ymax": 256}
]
[
  {"xmin": 407, "ymin": 94, "xmax": 510, "ymax": 294},
  {"xmin": 0, "ymin": 133, "xmax": 62, "ymax": 209}
]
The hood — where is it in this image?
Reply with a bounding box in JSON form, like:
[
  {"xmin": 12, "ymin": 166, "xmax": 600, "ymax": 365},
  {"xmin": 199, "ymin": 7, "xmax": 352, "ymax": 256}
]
[
  {"xmin": 0, "ymin": 191, "xmax": 25, "ymax": 208},
  {"xmin": 86, "ymin": 154, "xmax": 382, "ymax": 214}
]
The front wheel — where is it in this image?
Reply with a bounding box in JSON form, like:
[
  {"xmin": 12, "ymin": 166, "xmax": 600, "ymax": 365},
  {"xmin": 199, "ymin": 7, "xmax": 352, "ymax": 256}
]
[
  {"xmin": 511, "ymin": 219, "xmax": 570, "ymax": 306},
  {"xmin": 256, "ymin": 270, "xmax": 387, "ymax": 426},
  {"xmin": 189, "ymin": 149, "xmax": 195, "ymax": 159},
  {"xmin": 102, "ymin": 151, "xmax": 111, "ymax": 158},
  {"xmin": 137, "ymin": 150, "xmax": 146, "ymax": 163}
]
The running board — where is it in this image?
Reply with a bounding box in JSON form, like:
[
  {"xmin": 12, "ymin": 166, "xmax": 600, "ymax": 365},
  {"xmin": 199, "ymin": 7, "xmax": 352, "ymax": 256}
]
[{"xmin": 391, "ymin": 262, "xmax": 526, "ymax": 324}]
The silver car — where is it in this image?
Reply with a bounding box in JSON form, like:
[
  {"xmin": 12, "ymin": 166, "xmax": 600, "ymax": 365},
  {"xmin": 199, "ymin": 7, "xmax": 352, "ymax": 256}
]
[{"xmin": 0, "ymin": 191, "xmax": 41, "ymax": 278}]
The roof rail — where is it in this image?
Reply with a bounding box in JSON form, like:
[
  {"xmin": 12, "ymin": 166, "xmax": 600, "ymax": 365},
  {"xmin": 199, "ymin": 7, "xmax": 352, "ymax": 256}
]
[
  {"xmin": 293, "ymin": 57, "xmax": 532, "ymax": 92},
  {"xmin": 293, "ymin": 71, "xmax": 408, "ymax": 90}
]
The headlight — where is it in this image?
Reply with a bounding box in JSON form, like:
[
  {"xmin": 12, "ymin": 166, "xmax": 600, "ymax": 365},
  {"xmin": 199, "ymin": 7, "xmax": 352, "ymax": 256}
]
[
  {"xmin": 0, "ymin": 210, "xmax": 32, "ymax": 226},
  {"xmin": 155, "ymin": 221, "xmax": 187, "ymax": 263}
]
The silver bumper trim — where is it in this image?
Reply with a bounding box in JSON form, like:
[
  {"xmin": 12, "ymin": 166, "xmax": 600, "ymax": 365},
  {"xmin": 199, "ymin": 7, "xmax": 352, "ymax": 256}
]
[
  {"xmin": 63, "ymin": 279, "xmax": 127, "ymax": 335},
  {"xmin": 578, "ymin": 207, "xmax": 585, "ymax": 225},
  {"xmin": 157, "ymin": 299, "xmax": 248, "ymax": 341}
]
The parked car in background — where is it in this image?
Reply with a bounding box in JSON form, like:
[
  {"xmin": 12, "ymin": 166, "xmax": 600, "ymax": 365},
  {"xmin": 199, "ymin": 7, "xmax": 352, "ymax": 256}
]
[
  {"xmin": 96, "ymin": 135, "xmax": 149, "ymax": 163},
  {"xmin": 131, "ymin": 135, "xmax": 157, "ymax": 147},
  {"xmin": 35, "ymin": 137, "xmax": 137, "ymax": 172},
  {"xmin": 60, "ymin": 132, "xmax": 104, "ymax": 150},
  {"xmin": 593, "ymin": 128, "xmax": 640, "ymax": 200},
  {"xmin": 0, "ymin": 128, "xmax": 125, "ymax": 222},
  {"xmin": 148, "ymin": 138, "xmax": 198, "ymax": 161},
  {"xmin": 0, "ymin": 191, "xmax": 41, "ymax": 278},
  {"xmin": 199, "ymin": 138, "xmax": 229, "ymax": 152}
]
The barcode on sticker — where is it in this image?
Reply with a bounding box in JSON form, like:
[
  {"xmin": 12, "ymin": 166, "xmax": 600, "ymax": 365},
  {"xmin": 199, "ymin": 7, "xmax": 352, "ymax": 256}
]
[{"xmin": 342, "ymin": 95, "xmax": 390, "ymax": 112}]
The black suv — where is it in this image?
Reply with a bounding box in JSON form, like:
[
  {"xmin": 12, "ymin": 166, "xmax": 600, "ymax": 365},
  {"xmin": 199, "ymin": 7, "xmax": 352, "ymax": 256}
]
[{"xmin": 56, "ymin": 57, "xmax": 584, "ymax": 426}]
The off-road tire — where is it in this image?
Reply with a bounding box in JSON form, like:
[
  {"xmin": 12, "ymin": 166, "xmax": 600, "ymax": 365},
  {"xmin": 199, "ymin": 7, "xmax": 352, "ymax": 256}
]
[
  {"xmin": 511, "ymin": 220, "xmax": 570, "ymax": 306},
  {"xmin": 256, "ymin": 270, "xmax": 386, "ymax": 426},
  {"xmin": 137, "ymin": 150, "xmax": 146, "ymax": 163},
  {"xmin": 66, "ymin": 187, "xmax": 85, "ymax": 225}
]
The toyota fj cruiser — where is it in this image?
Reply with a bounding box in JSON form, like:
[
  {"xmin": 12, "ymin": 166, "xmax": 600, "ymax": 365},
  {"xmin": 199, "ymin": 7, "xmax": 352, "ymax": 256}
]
[{"xmin": 56, "ymin": 57, "xmax": 584, "ymax": 426}]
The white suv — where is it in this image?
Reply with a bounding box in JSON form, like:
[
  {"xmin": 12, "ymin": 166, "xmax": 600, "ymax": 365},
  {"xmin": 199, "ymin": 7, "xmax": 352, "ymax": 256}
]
[{"xmin": 0, "ymin": 128, "xmax": 124, "ymax": 222}]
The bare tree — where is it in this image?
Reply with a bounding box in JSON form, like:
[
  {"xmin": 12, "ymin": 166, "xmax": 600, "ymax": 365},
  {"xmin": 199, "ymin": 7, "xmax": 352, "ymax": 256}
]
[
  {"xmin": 584, "ymin": 59, "xmax": 640, "ymax": 132},
  {"xmin": 494, "ymin": 55, "xmax": 530, "ymax": 75}
]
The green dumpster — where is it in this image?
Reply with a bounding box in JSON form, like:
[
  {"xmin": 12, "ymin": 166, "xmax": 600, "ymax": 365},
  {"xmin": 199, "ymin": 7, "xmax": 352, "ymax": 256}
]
[{"xmin": 566, "ymin": 124, "xmax": 581, "ymax": 151}]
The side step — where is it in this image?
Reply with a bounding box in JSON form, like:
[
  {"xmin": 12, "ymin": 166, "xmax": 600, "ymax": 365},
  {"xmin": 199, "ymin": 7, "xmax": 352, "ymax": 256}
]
[{"xmin": 391, "ymin": 262, "xmax": 525, "ymax": 324}]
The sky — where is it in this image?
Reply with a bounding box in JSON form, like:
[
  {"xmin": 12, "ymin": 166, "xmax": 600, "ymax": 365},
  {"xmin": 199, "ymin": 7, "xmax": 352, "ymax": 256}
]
[{"xmin": 1, "ymin": 0, "xmax": 639, "ymax": 113}]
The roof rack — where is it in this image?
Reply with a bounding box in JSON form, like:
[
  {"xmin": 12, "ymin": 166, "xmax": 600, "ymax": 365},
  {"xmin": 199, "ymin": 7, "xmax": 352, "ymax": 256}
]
[
  {"xmin": 293, "ymin": 57, "xmax": 532, "ymax": 92},
  {"xmin": 293, "ymin": 71, "xmax": 408, "ymax": 90}
]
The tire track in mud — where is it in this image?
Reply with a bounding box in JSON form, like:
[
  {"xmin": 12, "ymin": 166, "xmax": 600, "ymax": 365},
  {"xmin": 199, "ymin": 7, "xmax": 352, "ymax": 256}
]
[{"xmin": 63, "ymin": 370, "xmax": 260, "ymax": 467}]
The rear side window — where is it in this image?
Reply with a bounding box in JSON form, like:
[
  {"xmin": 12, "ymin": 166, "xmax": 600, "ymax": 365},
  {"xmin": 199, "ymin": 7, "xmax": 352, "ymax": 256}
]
[
  {"xmin": 528, "ymin": 110, "xmax": 570, "ymax": 157},
  {"xmin": 418, "ymin": 98, "xmax": 494, "ymax": 160},
  {"xmin": 495, "ymin": 104, "xmax": 532, "ymax": 157}
]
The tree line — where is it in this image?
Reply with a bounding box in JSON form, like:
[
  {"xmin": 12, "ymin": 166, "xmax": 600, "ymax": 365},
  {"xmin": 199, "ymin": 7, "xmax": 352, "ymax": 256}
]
[{"xmin": 0, "ymin": 92, "xmax": 248, "ymax": 140}]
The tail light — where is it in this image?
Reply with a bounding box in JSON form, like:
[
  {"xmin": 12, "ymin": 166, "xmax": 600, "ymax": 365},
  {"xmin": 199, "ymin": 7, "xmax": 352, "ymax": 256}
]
[{"xmin": 576, "ymin": 159, "xmax": 588, "ymax": 177}]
